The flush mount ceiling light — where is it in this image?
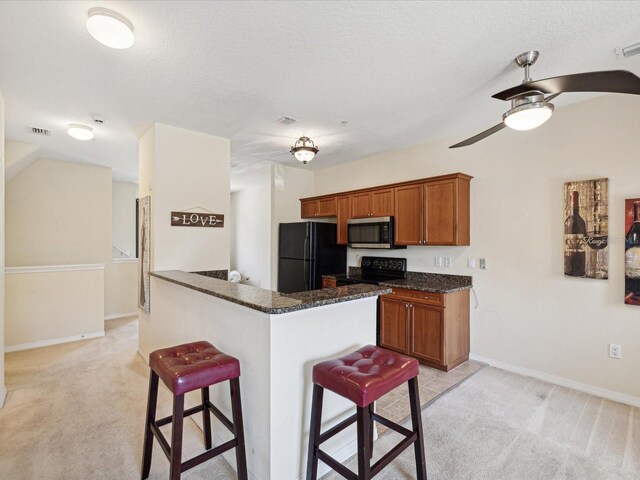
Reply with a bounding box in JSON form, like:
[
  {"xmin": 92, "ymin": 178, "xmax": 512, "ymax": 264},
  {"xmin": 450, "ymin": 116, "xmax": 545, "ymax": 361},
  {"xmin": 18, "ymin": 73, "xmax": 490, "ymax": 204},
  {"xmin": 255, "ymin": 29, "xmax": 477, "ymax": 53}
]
[
  {"xmin": 68, "ymin": 124, "xmax": 94, "ymax": 141},
  {"xmin": 502, "ymin": 94, "xmax": 554, "ymax": 131},
  {"xmin": 290, "ymin": 136, "xmax": 319, "ymax": 164},
  {"xmin": 86, "ymin": 7, "xmax": 135, "ymax": 49}
]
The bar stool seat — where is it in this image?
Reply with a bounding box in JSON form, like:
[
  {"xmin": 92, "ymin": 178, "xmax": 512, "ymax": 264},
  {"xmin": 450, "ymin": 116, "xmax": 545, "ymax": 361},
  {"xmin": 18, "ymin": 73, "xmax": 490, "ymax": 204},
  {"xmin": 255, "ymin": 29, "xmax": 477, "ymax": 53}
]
[
  {"xmin": 306, "ymin": 345, "xmax": 427, "ymax": 480},
  {"xmin": 150, "ymin": 341, "xmax": 240, "ymax": 395},
  {"xmin": 142, "ymin": 341, "xmax": 248, "ymax": 480},
  {"xmin": 312, "ymin": 344, "xmax": 419, "ymax": 407}
]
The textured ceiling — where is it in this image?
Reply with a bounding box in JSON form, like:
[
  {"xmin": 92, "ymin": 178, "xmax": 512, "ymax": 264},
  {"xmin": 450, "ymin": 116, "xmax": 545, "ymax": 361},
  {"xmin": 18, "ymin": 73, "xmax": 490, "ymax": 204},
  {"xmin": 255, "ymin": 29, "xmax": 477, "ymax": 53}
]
[{"xmin": 1, "ymin": 1, "xmax": 639, "ymax": 183}]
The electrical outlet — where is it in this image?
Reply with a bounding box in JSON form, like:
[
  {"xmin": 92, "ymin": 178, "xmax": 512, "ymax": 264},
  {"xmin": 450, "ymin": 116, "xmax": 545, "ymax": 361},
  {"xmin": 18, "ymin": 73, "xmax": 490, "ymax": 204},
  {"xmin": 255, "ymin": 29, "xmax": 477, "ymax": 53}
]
[
  {"xmin": 467, "ymin": 258, "xmax": 476, "ymax": 269},
  {"xmin": 479, "ymin": 258, "xmax": 487, "ymax": 270},
  {"xmin": 434, "ymin": 257, "xmax": 443, "ymax": 267},
  {"xmin": 609, "ymin": 344, "xmax": 622, "ymax": 359},
  {"xmin": 444, "ymin": 257, "xmax": 452, "ymax": 268}
]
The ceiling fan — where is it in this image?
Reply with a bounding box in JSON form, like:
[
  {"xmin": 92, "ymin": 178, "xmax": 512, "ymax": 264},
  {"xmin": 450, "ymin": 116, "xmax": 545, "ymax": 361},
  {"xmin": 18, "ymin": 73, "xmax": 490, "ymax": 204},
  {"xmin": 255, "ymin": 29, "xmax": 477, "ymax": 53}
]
[{"xmin": 450, "ymin": 50, "xmax": 640, "ymax": 148}]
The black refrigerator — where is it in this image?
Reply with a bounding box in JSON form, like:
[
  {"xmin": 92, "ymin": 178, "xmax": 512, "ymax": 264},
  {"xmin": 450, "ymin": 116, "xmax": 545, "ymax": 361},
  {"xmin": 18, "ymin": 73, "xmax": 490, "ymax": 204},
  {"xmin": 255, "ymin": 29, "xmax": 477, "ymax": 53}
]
[{"xmin": 278, "ymin": 222, "xmax": 346, "ymax": 293}]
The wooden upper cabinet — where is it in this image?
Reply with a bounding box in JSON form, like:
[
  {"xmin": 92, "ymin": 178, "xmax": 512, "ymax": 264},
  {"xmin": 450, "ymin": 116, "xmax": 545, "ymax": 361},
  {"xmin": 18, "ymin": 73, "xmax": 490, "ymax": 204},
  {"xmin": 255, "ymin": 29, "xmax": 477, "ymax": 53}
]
[
  {"xmin": 301, "ymin": 199, "xmax": 318, "ymax": 219},
  {"xmin": 300, "ymin": 173, "xmax": 471, "ymax": 245},
  {"xmin": 424, "ymin": 177, "xmax": 470, "ymax": 246},
  {"xmin": 351, "ymin": 192, "xmax": 372, "ymax": 218},
  {"xmin": 336, "ymin": 195, "xmax": 351, "ymax": 245},
  {"xmin": 394, "ymin": 184, "xmax": 423, "ymax": 245},
  {"xmin": 300, "ymin": 197, "xmax": 337, "ymax": 218},
  {"xmin": 317, "ymin": 197, "xmax": 337, "ymax": 216},
  {"xmin": 351, "ymin": 188, "xmax": 394, "ymax": 218}
]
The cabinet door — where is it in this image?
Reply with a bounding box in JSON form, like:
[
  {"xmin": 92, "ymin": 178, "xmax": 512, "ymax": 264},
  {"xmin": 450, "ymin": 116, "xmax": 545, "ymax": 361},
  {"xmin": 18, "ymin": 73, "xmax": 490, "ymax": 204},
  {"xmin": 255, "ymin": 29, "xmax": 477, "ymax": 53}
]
[
  {"xmin": 351, "ymin": 192, "xmax": 372, "ymax": 218},
  {"xmin": 336, "ymin": 195, "xmax": 351, "ymax": 245},
  {"xmin": 317, "ymin": 197, "xmax": 337, "ymax": 217},
  {"xmin": 424, "ymin": 179, "xmax": 456, "ymax": 245},
  {"xmin": 379, "ymin": 297, "xmax": 409, "ymax": 354},
  {"xmin": 410, "ymin": 304, "xmax": 444, "ymax": 364},
  {"xmin": 371, "ymin": 188, "xmax": 394, "ymax": 217},
  {"xmin": 394, "ymin": 184, "xmax": 423, "ymax": 245},
  {"xmin": 301, "ymin": 200, "xmax": 318, "ymax": 219},
  {"xmin": 322, "ymin": 277, "xmax": 337, "ymax": 288}
]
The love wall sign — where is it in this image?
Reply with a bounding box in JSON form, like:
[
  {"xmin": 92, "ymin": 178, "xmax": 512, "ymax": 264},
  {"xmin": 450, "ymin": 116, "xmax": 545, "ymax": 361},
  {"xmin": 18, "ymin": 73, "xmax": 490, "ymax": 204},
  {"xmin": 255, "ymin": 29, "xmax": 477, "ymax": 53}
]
[{"xmin": 171, "ymin": 211, "xmax": 224, "ymax": 228}]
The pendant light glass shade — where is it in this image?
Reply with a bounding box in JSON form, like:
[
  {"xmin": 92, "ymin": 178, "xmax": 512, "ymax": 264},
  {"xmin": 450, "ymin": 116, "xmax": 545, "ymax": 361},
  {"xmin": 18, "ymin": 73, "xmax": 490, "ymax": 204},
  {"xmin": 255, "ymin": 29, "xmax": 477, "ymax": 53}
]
[
  {"xmin": 87, "ymin": 8, "xmax": 135, "ymax": 49},
  {"xmin": 290, "ymin": 136, "xmax": 319, "ymax": 164},
  {"xmin": 503, "ymin": 101, "xmax": 554, "ymax": 131}
]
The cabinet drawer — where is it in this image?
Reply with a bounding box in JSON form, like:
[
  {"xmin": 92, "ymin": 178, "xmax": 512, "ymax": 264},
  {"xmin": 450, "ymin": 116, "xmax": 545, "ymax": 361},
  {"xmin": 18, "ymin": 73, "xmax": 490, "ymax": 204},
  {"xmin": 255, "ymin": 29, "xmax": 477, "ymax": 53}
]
[{"xmin": 386, "ymin": 288, "xmax": 445, "ymax": 307}]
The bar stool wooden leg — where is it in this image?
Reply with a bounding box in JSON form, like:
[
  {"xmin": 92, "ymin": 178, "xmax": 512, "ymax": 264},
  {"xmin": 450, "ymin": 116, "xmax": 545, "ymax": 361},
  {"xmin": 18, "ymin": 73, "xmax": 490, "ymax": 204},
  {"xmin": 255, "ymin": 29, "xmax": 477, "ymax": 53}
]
[
  {"xmin": 367, "ymin": 403, "xmax": 374, "ymax": 460},
  {"xmin": 408, "ymin": 377, "xmax": 428, "ymax": 480},
  {"xmin": 357, "ymin": 405, "xmax": 372, "ymax": 480},
  {"xmin": 230, "ymin": 378, "xmax": 249, "ymax": 480},
  {"xmin": 141, "ymin": 371, "xmax": 159, "ymax": 480},
  {"xmin": 306, "ymin": 384, "xmax": 324, "ymax": 480},
  {"xmin": 169, "ymin": 394, "xmax": 185, "ymax": 480},
  {"xmin": 201, "ymin": 386, "xmax": 213, "ymax": 450}
]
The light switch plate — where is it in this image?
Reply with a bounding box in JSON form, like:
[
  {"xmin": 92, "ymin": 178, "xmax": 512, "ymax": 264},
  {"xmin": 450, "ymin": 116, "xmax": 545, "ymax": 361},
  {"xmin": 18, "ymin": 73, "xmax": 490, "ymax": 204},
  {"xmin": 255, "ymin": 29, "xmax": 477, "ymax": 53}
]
[{"xmin": 467, "ymin": 258, "xmax": 476, "ymax": 269}]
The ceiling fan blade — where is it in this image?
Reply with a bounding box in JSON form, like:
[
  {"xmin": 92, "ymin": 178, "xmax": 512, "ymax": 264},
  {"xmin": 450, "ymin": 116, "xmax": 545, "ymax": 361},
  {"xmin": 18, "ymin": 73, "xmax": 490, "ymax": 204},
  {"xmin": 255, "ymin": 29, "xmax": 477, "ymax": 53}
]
[
  {"xmin": 544, "ymin": 92, "xmax": 561, "ymax": 102},
  {"xmin": 492, "ymin": 70, "xmax": 640, "ymax": 100},
  {"xmin": 449, "ymin": 122, "xmax": 506, "ymax": 149}
]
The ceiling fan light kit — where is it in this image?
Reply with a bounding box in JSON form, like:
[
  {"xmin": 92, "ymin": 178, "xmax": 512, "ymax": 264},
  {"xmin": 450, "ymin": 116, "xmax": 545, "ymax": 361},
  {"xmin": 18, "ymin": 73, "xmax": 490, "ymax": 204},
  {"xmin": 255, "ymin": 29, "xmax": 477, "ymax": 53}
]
[
  {"xmin": 450, "ymin": 50, "xmax": 640, "ymax": 148},
  {"xmin": 502, "ymin": 95, "xmax": 554, "ymax": 131},
  {"xmin": 290, "ymin": 136, "xmax": 319, "ymax": 164}
]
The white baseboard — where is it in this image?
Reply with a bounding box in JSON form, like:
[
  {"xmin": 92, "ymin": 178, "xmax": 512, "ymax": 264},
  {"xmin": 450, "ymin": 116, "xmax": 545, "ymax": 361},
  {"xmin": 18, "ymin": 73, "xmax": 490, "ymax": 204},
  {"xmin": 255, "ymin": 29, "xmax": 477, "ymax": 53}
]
[
  {"xmin": 104, "ymin": 312, "xmax": 138, "ymax": 321},
  {"xmin": 5, "ymin": 331, "xmax": 105, "ymax": 353},
  {"xmin": 469, "ymin": 353, "xmax": 640, "ymax": 408},
  {"xmin": 0, "ymin": 385, "xmax": 6, "ymax": 408}
]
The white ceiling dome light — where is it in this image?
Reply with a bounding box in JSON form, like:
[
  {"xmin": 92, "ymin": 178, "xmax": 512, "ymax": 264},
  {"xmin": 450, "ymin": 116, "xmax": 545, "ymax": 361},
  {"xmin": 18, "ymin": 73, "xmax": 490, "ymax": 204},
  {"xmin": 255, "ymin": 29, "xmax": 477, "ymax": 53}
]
[
  {"xmin": 290, "ymin": 136, "xmax": 319, "ymax": 164},
  {"xmin": 86, "ymin": 7, "xmax": 135, "ymax": 49},
  {"xmin": 68, "ymin": 124, "xmax": 94, "ymax": 141}
]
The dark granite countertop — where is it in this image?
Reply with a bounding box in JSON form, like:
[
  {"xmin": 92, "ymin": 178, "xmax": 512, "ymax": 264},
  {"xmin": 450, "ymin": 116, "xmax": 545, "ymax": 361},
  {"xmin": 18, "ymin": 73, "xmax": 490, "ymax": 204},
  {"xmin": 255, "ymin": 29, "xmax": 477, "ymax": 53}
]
[
  {"xmin": 323, "ymin": 270, "xmax": 472, "ymax": 294},
  {"xmin": 151, "ymin": 270, "xmax": 391, "ymax": 314}
]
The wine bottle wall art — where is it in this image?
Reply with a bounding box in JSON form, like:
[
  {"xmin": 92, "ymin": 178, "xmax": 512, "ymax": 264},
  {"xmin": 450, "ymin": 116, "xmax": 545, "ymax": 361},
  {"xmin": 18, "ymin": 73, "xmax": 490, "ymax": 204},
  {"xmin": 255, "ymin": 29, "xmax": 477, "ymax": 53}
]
[
  {"xmin": 563, "ymin": 178, "xmax": 608, "ymax": 280},
  {"xmin": 625, "ymin": 198, "xmax": 640, "ymax": 306}
]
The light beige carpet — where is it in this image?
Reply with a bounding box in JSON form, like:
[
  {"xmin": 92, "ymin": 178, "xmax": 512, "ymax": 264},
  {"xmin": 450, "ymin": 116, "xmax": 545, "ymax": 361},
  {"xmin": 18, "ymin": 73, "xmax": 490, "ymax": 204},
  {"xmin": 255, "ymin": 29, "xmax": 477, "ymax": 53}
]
[{"xmin": 1, "ymin": 317, "xmax": 638, "ymax": 479}]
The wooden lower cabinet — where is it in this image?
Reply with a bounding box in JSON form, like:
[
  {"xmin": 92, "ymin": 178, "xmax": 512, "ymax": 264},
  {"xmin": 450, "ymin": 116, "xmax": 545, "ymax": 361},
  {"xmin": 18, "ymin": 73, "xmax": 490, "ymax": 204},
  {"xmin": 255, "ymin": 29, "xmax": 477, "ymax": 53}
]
[
  {"xmin": 379, "ymin": 288, "xmax": 469, "ymax": 371},
  {"xmin": 321, "ymin": 277, "xmax": 337, "ymax": 288}
]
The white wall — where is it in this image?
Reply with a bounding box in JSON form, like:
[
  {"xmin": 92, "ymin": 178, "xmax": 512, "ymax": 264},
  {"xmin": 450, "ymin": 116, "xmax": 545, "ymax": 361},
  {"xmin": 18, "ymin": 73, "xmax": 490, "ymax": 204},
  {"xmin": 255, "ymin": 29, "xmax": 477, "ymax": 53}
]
[
  {"xmin": 230, "ymin": 166, "xmax": 272, "ymax": 288},
  {"xmin": 142, "ymin": 123, "xmax": 231, "ymax": 272},
  {"xmin": 112, "ymin": 181, "xmax": 138, "ymax": 258},
  {"xmin": 105, "ymin": 260, "xmax": 138, "ymax": 317},
  {"xmin": 6, "ymin": 159, "xmax": 112, "ymax": 266},
  {"xmin": 0, "ymin": 90, "xmax": 5, "ymax": 406},
  {"xmin": 313, "ymin": 95, "xmax": 640, "ymax": 401},
  {"xmin": 5, "ymin": 266, "xmax": 105, "ymax": 350}
]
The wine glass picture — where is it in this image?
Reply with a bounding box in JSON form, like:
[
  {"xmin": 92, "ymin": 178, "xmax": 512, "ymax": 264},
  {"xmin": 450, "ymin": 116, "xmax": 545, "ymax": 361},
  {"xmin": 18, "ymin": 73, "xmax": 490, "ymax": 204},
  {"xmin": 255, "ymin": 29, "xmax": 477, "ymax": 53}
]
[
  {"xmin": 563, "ymin": 178, "xmax": 608, "ymax": 280},
  {"xmin": 138, "ymin": 195, "xmax": 151, "ymax": 313},
  {"xmin": 625, "ymin": 198, "xmax": 640, "ymax": 306}
]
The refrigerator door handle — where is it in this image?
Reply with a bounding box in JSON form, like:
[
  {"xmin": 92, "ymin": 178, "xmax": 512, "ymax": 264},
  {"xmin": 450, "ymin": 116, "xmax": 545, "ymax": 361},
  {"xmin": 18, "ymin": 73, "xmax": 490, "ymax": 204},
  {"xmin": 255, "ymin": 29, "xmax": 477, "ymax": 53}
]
[
  {"xmin": 303, "ymin": 235, "xmax": 310, "ymax": 261},
  {"xmin": 304, "ymin": 260, "xmax": 309, "ymax": 291}
]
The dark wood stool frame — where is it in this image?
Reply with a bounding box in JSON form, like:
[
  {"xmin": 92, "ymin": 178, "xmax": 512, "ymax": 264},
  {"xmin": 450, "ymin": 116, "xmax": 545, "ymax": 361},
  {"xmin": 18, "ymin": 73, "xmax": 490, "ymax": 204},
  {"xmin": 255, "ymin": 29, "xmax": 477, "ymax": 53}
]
[
  {"xmin": 141, "ymin": 371, "xmax": 248, "ymax": 480},
  {"xmin": 306, "ymin": 376, "xmax": 427, "ymax": 480}
]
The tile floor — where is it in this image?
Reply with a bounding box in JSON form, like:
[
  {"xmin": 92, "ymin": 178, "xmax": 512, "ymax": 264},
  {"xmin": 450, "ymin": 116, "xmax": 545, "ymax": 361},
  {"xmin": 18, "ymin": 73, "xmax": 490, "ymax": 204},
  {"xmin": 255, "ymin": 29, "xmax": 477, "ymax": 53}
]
[{"xmin": 375, "ymin": 360, "xmax": 485, "ymax": 434}]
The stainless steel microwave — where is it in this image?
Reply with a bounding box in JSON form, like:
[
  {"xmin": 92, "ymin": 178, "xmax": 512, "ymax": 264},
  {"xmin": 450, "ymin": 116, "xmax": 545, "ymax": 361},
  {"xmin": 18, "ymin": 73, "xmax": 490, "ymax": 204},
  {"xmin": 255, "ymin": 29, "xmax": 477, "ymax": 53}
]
[{"xmin": 347, "ymin": 216, "xmax": 403, "ymax": 249}]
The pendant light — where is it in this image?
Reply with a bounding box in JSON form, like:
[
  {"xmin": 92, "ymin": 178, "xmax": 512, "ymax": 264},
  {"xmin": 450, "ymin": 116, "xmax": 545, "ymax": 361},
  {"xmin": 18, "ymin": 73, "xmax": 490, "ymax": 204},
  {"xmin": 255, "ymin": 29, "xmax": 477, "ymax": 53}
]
[{"xmin": 290, "ymin": 136, "xmax": 319, "ymax": 164}]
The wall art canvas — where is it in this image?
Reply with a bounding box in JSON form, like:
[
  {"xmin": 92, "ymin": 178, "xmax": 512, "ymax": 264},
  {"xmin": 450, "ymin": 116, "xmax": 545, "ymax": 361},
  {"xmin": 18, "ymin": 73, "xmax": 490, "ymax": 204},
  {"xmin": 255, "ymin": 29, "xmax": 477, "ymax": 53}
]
[
  {"xmin": 138, "ymin": 196, "xmax": 151, "ymax": 313},
  {"xmin": 625, "ymin": 198, "xmax": 640, "ymax": 305},
  {"xmin": 563, "ymin": 178, "xmax": 608, "ymax": 279}
]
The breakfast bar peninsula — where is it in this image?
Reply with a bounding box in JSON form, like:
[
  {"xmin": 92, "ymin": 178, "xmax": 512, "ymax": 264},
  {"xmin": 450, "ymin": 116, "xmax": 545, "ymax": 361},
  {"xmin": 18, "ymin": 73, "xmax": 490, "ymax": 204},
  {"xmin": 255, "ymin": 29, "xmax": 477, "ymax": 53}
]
[{"xmin": 139, "ymin": 271, "xmax": 390, "ymax": 480}]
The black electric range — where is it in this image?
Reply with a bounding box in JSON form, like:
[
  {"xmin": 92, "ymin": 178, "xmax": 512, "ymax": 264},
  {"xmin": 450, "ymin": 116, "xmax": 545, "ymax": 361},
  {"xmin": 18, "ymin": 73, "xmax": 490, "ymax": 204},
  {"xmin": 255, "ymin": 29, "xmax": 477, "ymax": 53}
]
[{"xmin": 336, "ymin": 256, "xmax": 407, "ymax": 286}]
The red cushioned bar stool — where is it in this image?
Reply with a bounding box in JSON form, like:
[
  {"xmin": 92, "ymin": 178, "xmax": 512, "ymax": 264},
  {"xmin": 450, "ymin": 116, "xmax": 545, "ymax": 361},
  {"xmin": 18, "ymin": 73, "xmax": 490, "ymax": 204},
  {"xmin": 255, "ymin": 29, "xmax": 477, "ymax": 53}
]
[
  {"xmin": 306, "ymin": 345, "xmax": 427, "ymax": 480},
  {"xmin": 141, "ymin": 341, "xmax": 248, "ymax": 480}
]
